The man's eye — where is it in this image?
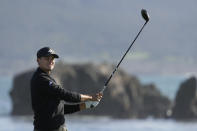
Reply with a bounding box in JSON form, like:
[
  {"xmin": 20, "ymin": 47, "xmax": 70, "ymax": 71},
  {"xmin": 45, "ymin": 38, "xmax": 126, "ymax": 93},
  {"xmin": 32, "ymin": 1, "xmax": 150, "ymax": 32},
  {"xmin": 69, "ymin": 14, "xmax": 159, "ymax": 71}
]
[{"xmin": 44, "ymin": 58, "xmax": 50, "ymax": 61}]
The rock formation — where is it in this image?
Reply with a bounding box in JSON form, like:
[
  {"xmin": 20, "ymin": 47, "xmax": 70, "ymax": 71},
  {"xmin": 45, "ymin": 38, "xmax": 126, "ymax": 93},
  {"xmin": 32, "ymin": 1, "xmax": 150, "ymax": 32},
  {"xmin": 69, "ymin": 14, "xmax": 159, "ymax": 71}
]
[
  {"xmin": 172, "ymin": 76, "xmax": 197, "ymax": 120},
  {"xmin": 10, "ymin": 62, "xmax": 171, "ymax": 118}
]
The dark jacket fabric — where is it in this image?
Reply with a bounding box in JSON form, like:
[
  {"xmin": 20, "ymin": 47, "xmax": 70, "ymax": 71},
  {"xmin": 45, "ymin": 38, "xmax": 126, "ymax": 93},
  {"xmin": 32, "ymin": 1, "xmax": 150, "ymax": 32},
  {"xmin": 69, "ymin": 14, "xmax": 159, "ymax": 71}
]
[{"xmin": 31, "ymin": 67, "xmax": 81, "ymax": 130}]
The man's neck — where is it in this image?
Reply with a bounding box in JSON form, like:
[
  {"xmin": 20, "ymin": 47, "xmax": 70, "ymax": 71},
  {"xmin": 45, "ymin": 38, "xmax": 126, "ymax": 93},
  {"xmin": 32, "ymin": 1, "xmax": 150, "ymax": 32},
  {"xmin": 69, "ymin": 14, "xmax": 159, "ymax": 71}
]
[{"xmin": 39, "ymin": 67, "xmax": 51, "ymax": 74}]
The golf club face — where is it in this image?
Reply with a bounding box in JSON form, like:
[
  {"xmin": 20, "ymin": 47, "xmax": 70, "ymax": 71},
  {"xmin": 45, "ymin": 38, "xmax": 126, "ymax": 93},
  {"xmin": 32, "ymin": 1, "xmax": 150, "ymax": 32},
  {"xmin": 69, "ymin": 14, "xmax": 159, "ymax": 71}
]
[{"xmin": 141, "ymin": 9, "xmax": 149, "ymax": 22}]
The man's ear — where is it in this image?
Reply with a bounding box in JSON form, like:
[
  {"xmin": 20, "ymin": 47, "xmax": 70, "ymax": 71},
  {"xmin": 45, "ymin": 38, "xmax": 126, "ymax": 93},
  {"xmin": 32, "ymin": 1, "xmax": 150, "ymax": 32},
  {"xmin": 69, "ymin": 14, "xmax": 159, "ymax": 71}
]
[{"xmin": 37, "ymin": 58, "xmax": 40, "ymax": 65}]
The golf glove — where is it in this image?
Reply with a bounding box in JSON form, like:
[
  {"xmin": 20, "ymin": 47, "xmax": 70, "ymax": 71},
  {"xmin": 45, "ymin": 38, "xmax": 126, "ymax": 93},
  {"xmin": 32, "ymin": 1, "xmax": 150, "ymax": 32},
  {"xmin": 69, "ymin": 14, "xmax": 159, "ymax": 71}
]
[{"xmin": 85, "ymin": 101, "xmax": 99, "ymax": 109}]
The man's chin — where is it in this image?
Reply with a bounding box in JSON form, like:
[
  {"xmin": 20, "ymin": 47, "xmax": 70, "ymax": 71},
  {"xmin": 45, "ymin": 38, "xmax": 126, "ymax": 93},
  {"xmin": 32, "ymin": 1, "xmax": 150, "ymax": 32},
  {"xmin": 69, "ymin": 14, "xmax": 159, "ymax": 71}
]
[{"xmin": 49, "ymin": 66, "xmax": 54, "ymax": 71}]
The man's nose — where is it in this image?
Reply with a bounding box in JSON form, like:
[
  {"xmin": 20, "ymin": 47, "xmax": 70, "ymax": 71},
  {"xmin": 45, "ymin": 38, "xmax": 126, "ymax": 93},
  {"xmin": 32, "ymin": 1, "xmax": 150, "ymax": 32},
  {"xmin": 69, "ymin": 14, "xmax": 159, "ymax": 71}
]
[{"xmin": 49, "ymin": 59, "xmax": 53, "ymax": 63}]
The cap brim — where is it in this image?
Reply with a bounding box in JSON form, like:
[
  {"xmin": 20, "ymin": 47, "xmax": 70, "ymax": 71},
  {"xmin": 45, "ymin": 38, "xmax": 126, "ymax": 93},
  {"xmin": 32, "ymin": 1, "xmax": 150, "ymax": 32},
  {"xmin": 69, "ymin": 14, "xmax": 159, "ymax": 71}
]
[
  {"xmin": 44, "ymin": 53, "xmax": 59, "ymax": 58},
  {"xmin": 51, "ymin": 54, "xmax": 59, "ymax": 58}
]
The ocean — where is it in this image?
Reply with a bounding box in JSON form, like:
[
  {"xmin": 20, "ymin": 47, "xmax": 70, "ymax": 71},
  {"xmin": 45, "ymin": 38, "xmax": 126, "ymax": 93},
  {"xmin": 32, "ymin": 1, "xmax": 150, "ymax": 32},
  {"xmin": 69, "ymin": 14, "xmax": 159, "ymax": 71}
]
[
  {"xmin": 0, "ymin": 75, "xmax": 197, "ymax": 131},
  {"xmin": 1, "ymin": 116, "xmax": 197, "ymax": 131}
]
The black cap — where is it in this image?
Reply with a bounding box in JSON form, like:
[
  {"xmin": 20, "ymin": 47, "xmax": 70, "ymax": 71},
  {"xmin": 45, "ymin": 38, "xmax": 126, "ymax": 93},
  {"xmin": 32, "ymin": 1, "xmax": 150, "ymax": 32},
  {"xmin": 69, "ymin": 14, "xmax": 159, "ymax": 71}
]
[{"xmin": 37, "ymin": 47, "xmax": 59, "ymax": 58}]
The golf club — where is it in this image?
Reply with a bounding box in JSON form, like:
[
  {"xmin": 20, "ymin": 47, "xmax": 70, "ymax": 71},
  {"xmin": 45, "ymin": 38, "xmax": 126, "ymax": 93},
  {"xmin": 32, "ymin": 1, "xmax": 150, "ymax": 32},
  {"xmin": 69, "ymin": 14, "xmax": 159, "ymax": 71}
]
[{"xmin": 100, "ymin": 9, "xmax": 150, "ymax": 93}]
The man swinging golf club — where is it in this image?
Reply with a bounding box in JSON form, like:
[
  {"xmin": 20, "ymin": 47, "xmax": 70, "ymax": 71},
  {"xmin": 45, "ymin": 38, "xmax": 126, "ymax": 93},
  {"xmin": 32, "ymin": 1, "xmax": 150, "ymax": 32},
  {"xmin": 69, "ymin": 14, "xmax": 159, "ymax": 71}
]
[{"xmin": 31, "ymin": 47, "xmax": 103, "ymax": 131}]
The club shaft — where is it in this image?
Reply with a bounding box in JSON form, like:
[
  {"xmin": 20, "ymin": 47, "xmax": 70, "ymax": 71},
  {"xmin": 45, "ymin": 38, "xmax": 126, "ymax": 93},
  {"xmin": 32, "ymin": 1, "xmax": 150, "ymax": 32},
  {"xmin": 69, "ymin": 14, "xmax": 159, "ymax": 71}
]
[{"xmin": 101, "ymin": 21, "xmax": 148, "ymax": 92}]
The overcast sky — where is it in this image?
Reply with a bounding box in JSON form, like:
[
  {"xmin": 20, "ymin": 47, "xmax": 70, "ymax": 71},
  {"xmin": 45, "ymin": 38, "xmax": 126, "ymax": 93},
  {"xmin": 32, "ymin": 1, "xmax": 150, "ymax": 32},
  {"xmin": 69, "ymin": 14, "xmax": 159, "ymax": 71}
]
[{"xmin": 0, "ymin": 0, "xmax": 197, "ymax": 76}]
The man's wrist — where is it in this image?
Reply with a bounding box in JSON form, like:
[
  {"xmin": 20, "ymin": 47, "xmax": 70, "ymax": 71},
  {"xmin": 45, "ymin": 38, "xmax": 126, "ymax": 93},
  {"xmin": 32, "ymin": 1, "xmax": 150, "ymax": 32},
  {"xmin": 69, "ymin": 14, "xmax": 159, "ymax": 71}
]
[{"xmin": 79, "ymin": 103, "xmax": 86, "ymax": 110}]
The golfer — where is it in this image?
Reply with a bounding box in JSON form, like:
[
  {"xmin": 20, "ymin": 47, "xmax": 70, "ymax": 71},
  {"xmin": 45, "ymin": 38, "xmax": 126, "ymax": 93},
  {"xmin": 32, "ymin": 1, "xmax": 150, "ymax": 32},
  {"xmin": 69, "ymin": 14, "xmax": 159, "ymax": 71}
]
[{"xmin": 31, "ymin": 47, "xmax": 102, "ymax": 131}]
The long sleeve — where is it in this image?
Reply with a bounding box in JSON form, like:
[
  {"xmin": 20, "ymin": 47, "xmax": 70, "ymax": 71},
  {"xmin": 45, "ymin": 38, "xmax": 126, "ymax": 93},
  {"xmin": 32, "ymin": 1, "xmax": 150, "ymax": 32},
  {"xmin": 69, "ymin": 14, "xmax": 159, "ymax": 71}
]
[
  {"xmin": 64, "ymin": 104, "xmax": 81, "ymax": 114},
  {"xmin": 38, "ymin": 74, "xmax": 81, "ymax": 103}
]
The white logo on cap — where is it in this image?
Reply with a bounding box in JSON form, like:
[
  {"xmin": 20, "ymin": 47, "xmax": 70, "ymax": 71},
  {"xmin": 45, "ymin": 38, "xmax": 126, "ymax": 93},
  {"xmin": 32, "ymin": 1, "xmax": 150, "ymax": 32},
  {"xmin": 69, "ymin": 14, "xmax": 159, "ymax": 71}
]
[{"xmin": 48, "ymin": 49, "xmax": 54, "ymax": 54}]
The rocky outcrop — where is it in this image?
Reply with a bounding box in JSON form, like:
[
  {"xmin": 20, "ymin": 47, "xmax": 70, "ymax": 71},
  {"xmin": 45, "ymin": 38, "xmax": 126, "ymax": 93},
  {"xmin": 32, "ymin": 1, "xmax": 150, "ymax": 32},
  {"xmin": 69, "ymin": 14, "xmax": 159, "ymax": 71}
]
[
  {"xmin": 10, "ymin": 69, "xmax": 35, "ymax": 115},
  {"xmin": 140, "ymin": 84, "xmax": 172, "ymax": 118},
  {"xmin": 10, "ymin": 62, "xmax": 171, "ymax": 118},
  {"xmin": 172, "ymin": 76, "xmax": 197, "ymax": 120}
]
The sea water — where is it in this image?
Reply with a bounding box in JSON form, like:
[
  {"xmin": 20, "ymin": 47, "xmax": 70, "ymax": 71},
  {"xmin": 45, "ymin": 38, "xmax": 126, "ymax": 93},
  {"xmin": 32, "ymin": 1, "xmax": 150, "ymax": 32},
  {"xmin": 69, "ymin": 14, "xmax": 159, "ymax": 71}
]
[
  {"xmin": 0, "ymin": 75, "xmax": 197, "ymax": 131},
  {"xmin": 1, "ymin": 116, "xmax": 197, "ymax": 131},
  {"xmin": 138, "ymin": 75, "xmax": 186, "ymax": 100},
  {"xmin": 0, "ymin": 76, "xmax": 12, "ymax": 115}
]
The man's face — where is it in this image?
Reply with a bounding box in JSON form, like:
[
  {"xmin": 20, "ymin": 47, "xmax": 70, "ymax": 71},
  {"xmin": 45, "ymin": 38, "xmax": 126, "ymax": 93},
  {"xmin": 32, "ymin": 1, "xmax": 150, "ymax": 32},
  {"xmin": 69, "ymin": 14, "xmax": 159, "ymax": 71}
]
[{"xmin": 37, "ymin": 56, "xmax": 55, "ymax": 72}]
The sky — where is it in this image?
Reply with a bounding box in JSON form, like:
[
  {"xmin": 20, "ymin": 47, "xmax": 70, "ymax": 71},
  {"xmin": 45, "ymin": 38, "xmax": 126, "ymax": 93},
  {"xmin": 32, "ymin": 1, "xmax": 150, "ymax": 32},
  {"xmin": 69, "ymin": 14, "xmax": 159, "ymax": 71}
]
[{"xmin": 0, "ymin": 0, "xmax": 197, "ymax": 76}]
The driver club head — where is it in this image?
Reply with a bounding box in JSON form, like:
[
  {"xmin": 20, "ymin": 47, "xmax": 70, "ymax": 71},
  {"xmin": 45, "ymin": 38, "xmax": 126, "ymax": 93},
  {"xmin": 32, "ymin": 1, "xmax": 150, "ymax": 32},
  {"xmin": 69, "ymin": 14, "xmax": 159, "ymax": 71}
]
[{"xmin": 141, "ymin": 9, "xmax": 149, "ymax": 22}]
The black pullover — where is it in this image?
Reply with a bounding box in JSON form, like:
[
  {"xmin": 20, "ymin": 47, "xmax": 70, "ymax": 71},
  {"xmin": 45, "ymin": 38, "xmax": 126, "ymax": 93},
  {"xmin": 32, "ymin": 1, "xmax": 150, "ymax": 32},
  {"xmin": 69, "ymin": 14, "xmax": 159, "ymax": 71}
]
[{"xmin": 31, "ymin": 67, "xmax": 81, "ymax": 130}]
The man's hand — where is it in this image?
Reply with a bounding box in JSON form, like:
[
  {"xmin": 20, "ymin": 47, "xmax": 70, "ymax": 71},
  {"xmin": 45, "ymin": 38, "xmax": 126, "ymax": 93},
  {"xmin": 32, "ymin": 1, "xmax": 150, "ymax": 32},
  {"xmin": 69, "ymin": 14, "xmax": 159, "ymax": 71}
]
[
  {"xmin": 80, "ymin": 92, "xmax": 103, "ymax": 102},
  {"xmin": 91, "ymin": 92, "xmax": 103, "ymax": 101},
  {"xmin": 85, "ymin": 101, "xmax": 99, "ymax": 109},
  {"xmin": 79, "ymin": 92, "xmax": 103, "ymax": 110}
]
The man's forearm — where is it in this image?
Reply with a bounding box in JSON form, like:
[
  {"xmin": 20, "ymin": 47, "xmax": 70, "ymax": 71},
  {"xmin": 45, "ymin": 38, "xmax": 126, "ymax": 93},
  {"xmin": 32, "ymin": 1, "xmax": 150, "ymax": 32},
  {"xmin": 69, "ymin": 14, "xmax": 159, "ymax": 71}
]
[
  {"xmin": 80, "ymin": 92, "xmax": 103, "ymax": 102},
  {"xmin": 80, "ymin": 94, "xmax": 92, "ymax": 101}
]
